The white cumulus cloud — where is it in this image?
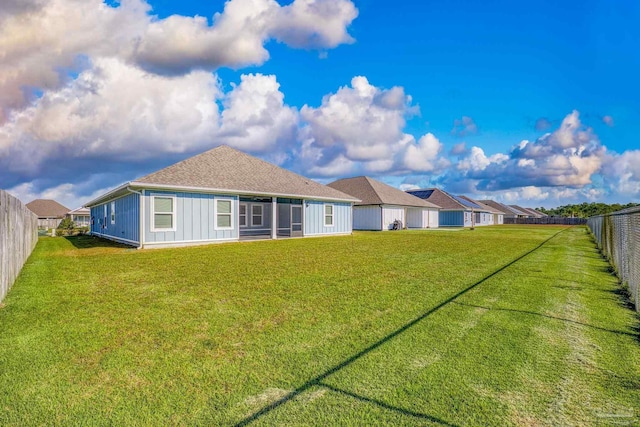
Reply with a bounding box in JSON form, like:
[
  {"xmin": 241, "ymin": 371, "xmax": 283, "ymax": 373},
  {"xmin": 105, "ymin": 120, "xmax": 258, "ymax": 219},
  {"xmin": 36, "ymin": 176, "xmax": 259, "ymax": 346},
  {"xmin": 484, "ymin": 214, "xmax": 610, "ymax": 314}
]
[
  {"xmin": 0, "ymin": 0, "xmax": 358, "ymax": 116},
  {"xmin": 0, "ymin": 57, "xmax": 222, "ymax": 187},
  {"xmin": 217, "ymin": 73, "xmax": 298, "ymax": 154},
  {"xmin": 404, "ymin": 133, "xmax": 450, "ymax": 172}
]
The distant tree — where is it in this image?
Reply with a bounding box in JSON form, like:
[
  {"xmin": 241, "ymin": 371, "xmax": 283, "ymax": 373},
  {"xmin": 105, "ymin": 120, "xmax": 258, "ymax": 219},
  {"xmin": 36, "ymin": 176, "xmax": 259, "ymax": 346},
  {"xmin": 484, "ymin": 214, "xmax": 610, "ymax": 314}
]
[{"xmin": 536, "ymin": 202, "xmax": 639, "ymax": 218}]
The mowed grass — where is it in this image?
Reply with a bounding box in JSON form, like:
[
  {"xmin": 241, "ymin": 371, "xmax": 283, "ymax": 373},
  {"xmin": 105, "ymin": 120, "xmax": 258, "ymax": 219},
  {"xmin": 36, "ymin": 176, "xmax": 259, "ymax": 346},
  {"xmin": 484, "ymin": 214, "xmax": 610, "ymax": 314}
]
[{"xmin": 0, "ymin": 226, "xmax": 639, "ymax": 426}]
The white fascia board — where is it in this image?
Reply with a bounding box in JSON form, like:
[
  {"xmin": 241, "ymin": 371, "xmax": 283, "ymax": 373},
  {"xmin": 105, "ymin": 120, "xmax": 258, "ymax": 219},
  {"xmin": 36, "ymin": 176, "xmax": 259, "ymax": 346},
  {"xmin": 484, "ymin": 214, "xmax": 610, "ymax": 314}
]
[
  {"xmin": 84, "ymin": 183, "xmax": 133, "ymax": 207},
  {"xmin": 128, "ymin": 181, "xmax": 360, "ymax": 203}
]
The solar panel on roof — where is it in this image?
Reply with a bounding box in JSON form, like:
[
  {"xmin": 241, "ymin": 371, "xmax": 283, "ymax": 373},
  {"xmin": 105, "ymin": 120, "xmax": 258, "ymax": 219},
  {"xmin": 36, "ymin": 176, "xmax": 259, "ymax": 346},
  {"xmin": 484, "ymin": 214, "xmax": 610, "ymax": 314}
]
[
  {"xmin": 406, "ymin": 189, "xmax": 434, "ymax": 199},
  {"xmin": 451, "ymin": 195, "xmax": 482, "ymax": 209}
]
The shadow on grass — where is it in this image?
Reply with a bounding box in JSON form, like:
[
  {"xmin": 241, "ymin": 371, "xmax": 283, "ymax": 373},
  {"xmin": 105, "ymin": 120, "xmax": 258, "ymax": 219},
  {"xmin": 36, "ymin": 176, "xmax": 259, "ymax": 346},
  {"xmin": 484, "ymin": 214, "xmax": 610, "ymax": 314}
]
[
  {"xmin": 233, "ymin": 228, "xmax": 570, "ymax": 427},
  {"xmin": 318, "ymin": 382, "xmax": 459, "ymax": 426},
  {"xmin": 611, "ymin": 286, "xmax": 640, "ymax": 344},
  {"xmin": 63, "ymin": 235, "xmax": 134, "ymax": 250},
  {"xmin": 452, "ymin": 301, "xmax": 638, "ymax": 339}
]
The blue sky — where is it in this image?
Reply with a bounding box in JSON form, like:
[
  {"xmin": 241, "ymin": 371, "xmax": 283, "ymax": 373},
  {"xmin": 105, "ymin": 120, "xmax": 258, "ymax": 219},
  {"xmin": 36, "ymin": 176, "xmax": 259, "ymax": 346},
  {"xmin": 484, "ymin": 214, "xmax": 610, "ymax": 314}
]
[{"xmin": 1, "ymin": 0, "xmax": 638, "ymax": 209}]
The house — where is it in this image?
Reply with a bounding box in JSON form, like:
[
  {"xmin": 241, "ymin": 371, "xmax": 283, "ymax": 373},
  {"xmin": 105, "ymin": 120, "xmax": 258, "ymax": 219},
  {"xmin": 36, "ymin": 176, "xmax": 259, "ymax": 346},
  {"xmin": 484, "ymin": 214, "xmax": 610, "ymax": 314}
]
[
  {"xmin": 457, "ymin": 196, "xmax": 504, "ymax": 225},
  {"xmin": 511, "ymin": 205, "xmax": 546, "ymax": 218},
  {"xmin": 406, "ymin": 188, "xmax": 491, "ymax": 227},
  {"xmin": 66, "ymin": 207, "xmax": 91, "ymax": 227},
  {"xmin": 480, "ymin": 200, "xmax": 529, "ymax": 219},
  {"xmin": 26, "ymin": 199, "xmax": 70, "ymax": 229},
  {"xmin": 507, "ymin": 205, "xmax": 532, "ymax": 218},
  {"xmin": 84, "ymin": 145, "xmax": 358, "ymax": 248},
  {"xmin": 528, "ymin": 208, "xmax": 548, "ymax": 217},
  {"xmin": 327, "ymin": 176, "xmax": 440, "ymax": 230}
]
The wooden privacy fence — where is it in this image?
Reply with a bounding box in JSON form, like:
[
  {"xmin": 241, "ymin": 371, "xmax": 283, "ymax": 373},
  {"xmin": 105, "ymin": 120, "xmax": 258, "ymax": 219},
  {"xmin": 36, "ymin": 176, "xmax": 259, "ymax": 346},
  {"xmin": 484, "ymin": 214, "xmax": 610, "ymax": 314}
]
[
  {"xmin": 587, "ymin": 207, "xmax": 640, "ymax": 311},
  {"xmin": 1, "ymin": 190, "xmax": 38, "ymax": 303},
  {"xmin": 504, "ymin": 217, "xmax": 587, "ymax": 225}
]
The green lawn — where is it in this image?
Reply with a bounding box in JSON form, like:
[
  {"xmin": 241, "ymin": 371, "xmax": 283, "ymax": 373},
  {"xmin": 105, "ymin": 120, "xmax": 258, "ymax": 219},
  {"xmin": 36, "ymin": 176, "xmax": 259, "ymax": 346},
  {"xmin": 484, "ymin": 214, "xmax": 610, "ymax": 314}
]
[{"xmin": 0, "ymin": 226, "xmax": 638, "ymax": 426}]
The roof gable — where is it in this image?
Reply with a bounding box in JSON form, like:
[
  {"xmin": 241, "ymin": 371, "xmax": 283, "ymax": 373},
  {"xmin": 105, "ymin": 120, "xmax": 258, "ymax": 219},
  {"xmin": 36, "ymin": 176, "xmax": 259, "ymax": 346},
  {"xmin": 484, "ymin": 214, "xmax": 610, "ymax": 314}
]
[
  {"xmin": 457, "ymin": 195, "xmax": 502, "ymax": 213},
  {"xmin": 511, "ymin": 205, "xmax": 545, "ymax": 218},
  {"xmin": 26, "ymin": 199, "xmax": 70, "ymax": 218},
  {"xmin": 132, "ymin": 145, "xmax": 357, "ymax": 202},
  {"xmin": 509, "ymin": 205, "xmax": 532, "ymax": 217},
  {"xmin": 479, "ymin": 200, "xmax": 511, "ymax": 214},
  {"xmin": 407, "ymin": 188, "xmax": 467, "ymax": 210},
  {"xmin": 327, "ymin": 176, "xmax": 439, "ymax": 208}
]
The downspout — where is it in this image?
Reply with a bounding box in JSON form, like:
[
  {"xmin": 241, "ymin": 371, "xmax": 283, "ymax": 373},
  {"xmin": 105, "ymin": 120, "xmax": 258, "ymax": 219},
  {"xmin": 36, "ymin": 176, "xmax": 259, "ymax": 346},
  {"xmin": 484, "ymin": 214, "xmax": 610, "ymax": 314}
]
[
  {"xmin": 403, "ymin": 207, "xmax": 407, "ymax": 229},
  {"xmin": 470, "ymin": 207, "xmax": 475, "ymax": 230},
  {"xmin": 126, "ymin": 187, "xmax": 144, "ymax": 249}
]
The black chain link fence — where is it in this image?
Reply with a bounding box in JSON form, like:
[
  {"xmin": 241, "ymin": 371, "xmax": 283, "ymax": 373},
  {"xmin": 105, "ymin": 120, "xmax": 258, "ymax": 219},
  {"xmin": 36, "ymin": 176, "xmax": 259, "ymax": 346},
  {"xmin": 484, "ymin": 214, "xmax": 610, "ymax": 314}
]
[{"xmin": 587, "ymin": 206, "xmax": 640, "ymax": 311}]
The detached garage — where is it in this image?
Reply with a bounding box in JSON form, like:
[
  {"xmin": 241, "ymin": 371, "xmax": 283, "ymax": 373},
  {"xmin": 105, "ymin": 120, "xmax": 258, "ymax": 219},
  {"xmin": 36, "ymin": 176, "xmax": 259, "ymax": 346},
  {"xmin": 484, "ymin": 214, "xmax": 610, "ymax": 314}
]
[{"xmin": 328, "ymin": 176, "xmax": 440, "ymax": 230}]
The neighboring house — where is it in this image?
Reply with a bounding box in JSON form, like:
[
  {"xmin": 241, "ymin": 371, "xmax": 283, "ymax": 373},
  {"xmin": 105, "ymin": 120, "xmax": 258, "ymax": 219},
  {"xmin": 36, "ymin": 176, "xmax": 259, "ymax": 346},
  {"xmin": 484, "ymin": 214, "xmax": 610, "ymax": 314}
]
[
  {"xmin": 457, "ymin": 196, "xmax": 503, "ymax": 225},
  {"xmin": 84, "ymin": 145, "xmax": 358, "ymax": 248},
  {"xmin": 406, "ymin": 188, "xmax": 484, "ymax": 227},
  {"xmin": 26, "ymin": 199, "xmax": 70, "ymax": 229},
  {"xmin": 67, "ymin": 207, "xmax": 91, "ymax": 227},
  {"xmin": 529, "ymin": 208, "xmax": 548, "ymax": 217},
  {"xmin": 327, "ymin": 176, "xmax": 440, "ymax": 230},
  {"xmin": 508, "ymin": 205, "xmax": 533, "ymax": 218},
  {"xmin": 481, "ymin": 200, "xmax": 529, "ymax": 219},
  {"xmin": 511, "ymin": 205, "xmax": 546, "ymax": 218}
]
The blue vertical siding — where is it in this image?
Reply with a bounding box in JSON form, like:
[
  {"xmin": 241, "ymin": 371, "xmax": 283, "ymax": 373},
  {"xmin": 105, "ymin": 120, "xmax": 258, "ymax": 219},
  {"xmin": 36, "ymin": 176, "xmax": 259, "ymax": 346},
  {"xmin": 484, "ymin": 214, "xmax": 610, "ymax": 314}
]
[
  {"xmin": 304, "ymin": 201, "xmax": 352, "ymax": 235},
  {"xmin": 439, "ymin": 210, "xmax": 466, "ymax": 227},
  {"xmin": 144, "ymin": 191, "xmax": 238, "ymax": 245},
  {"xmin": 90, "ymin": 192, "xmax": 140, "ymax": 245}
]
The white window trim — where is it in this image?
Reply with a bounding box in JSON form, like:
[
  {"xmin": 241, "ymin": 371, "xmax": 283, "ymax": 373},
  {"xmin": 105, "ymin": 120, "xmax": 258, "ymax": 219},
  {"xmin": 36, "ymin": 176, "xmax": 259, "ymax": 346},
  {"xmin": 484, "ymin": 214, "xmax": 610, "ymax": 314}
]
[
  {"xmin": 215, "ymin": 198, "xmax": 234, "ymax": 231},
  {"xmin": 251, "ymin": 204, "xmax": 263, "ymax": 227},
  {"xmin": 239, "ymin": 203, "xmax": 247, "ymax": 228},
  {"xmin": 324, "ymin": 203, "xmax": 335, "ymax": 227},
  {"xmin": 103, "ymin": 204, "xmax": 108, "ymax": 230},
  {"xmin": 110, "ymin": 201, "xmax": 116, "ymax": 224},
  {"xmin": 150, "ymin": 194, "xmax": 177, "ymax": 232}
]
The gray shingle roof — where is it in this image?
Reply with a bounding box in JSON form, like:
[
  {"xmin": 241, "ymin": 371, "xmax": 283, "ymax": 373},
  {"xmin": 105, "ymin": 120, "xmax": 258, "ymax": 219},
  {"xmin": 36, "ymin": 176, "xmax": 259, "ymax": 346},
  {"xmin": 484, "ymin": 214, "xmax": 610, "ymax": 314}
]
[
  {"xmin": 407, "ymin": 188, "xmax": 468, "ymax": 210},
  {"xmin": 457, "ymin": 195, "xmax": 502, "ymax": 213},
  {"xmin": 327, "ymin": 176, "xmax": 440, "ymax": 208},
  {"xmin": 510, "ymin": 205, "xmax": 547, "ymax": 218},
  {"xmin": 479, "ymin": 200, "xmax": 512, "ymax": 215},
  {"xmin": 509, "ymin": 205, "xmax": 534, "ymax": 218},
  {"xmin": 26, "ymin": 199, "xmax": 70, "ymax": 218},
  {"xmin": 133, "ymin": 145, "xmax": 357, "ymax": 201}
]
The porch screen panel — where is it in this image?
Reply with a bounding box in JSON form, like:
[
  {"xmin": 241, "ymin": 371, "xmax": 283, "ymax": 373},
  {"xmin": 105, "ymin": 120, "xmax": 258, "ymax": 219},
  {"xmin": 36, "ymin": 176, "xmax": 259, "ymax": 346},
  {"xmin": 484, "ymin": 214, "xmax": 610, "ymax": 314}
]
[{"xmin": 292, "ymin": 206, "xmax": 302, "ymax": 231}]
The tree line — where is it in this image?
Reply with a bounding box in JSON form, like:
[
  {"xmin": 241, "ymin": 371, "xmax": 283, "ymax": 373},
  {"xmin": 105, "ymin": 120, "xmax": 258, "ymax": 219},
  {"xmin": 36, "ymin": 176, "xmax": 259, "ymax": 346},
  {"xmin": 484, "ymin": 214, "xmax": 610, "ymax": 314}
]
[{"xmin": 536, "ymin": 202, "xmax": 639, "ymax": 218}]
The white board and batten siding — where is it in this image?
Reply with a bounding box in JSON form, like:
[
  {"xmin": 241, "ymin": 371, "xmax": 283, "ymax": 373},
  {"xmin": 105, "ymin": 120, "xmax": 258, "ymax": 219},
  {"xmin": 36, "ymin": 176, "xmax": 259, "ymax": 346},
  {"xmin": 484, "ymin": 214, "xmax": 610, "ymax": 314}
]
[
  {"xmin": 354, "ymin": 205, "xmax": 440, "ymax": 230},
  {"xmin": 407, "ymin": 207, "xmax": 439, "ymax": 229},
  {"xmin": 143, "ymin": 191, "xmax": 238, "ymax": 246},
  {"xmin": 304, "ymin": 201, "xmax": 352, "ymax": 235},
  {"xmin": 353, "ymin": 205, "xmax": 404, "ymax": 231},
  {"xmin": 382, "ymin": 206, "xmax": 405, "ymax": 230}
]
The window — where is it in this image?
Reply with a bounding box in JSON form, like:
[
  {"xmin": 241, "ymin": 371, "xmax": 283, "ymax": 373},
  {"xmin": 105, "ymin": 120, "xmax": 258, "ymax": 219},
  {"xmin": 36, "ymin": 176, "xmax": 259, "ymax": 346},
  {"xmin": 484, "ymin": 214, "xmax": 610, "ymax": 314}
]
[
  {"xmin": 324, "ymin": 204, "xmax": 334, "ymax": 226},
  {"xmin": 103, "ymin": 205, "xmax": 107, "ymax": 229},
  {"xmin": 239, "ymin": 203, "xmax": 247, "ymax": 227},
  {"xmin": 110, "ymin": 201, "xmax": 116, "ymax": 224},
  {"xmin": 216, "ymin": 199, "xmax": 233, "ymax": 229},
  {"xmin": 152, "ymin": 195, "xmax": 176, "ymax": 231},
  {"xmin": 251, "ymin": 204, "xmax": 263, "ymax": 226}
]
